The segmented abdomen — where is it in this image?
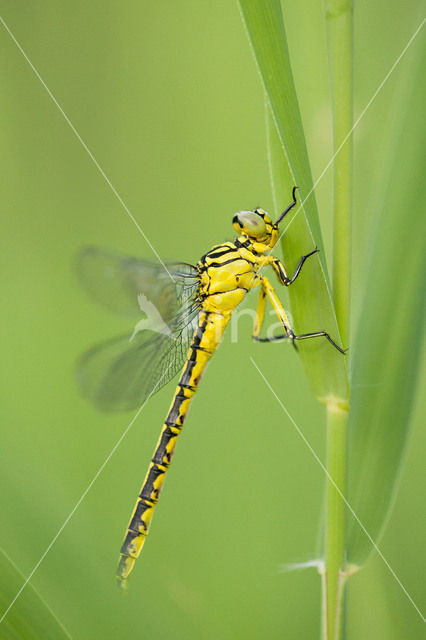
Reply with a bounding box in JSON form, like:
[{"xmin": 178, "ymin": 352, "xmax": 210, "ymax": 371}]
[{"xmin": 117, "ymin": 309, "xmax": 229, "ymax": 585}]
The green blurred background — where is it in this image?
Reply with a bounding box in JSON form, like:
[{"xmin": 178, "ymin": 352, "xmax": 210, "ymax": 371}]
[{"xmin": 1, "ymin": 2, "xmax": 424, "ymax": 638}]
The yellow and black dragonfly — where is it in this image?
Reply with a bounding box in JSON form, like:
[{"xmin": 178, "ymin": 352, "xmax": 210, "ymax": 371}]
[{"xmin": 77, "ymin": 187, "xmax": 344, "ymax": 587}]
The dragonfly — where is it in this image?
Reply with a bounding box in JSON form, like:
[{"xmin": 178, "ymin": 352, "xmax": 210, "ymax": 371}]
[{"xmin": 77, "ymin": 187, "xmax": 345, "ymax": 587}]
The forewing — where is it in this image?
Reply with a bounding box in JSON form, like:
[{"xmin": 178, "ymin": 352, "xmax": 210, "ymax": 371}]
[
  {"xmin": 76, "ymin": 246, "xmax": 199, "ymax": 319},
  {"xmin": 76, "ymin": 247, "xmax": 200, "ymax": 411}
]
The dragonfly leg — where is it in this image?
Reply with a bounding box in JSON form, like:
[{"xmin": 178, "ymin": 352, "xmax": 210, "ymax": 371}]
[
  {"xmin": 255, "ymin": 329, "xmax": 346, "ymax": 354},
  {"xmin": 284, "ymin": 248, "xmax": 319, "ymax": 286},
  {"xmin": 254, "ymin": 334, "xmax": 292, "ymax": 343},
  {"xmin": 292, "ymin": 331, "xmax": 347, "ymax": 354},
  {"xmin": 268, "ymin": 248, "xmax": 319, "ymax": 286},
  {"xmin": 252, "ymin": 288, "xmax": 267, "ymax": 339},
  {"xmin": 252, "ymin": 277, "xmax": 297, "ymax": 349},
  {"xmin": 253, "ymin": 277, "xmax": 345, "ymax": 354}
]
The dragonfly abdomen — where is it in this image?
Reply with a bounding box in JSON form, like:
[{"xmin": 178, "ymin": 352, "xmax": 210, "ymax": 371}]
[{"xmin": 117, "ymin": 310, "xmax": 229, "ymax": 585}]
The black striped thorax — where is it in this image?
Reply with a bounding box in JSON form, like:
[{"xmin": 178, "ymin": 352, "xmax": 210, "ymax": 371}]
[{"xmin": 196, "ymin": 237, "xmax": 268, "ymax": 304}]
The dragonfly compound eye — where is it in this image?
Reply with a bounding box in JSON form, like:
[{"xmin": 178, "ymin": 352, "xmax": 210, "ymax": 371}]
[{"xmin": 233, "ymin": 211, "xmax": 267, "ymax": 239}]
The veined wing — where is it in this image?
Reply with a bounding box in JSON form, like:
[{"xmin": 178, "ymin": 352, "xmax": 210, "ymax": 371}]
[
  {"xmin": 78, "ymin": 314, "xmax": 199, "ymax": 412},
  {"xmin": 76, "ymin": 247, "xmax": 200, "ymax": 411},
  {"xmin": 76, "ymin": 246, "xmax": 199, "ymax": 319}
]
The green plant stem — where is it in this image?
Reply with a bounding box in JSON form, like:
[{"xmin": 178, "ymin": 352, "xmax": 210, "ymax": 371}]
[
  {"xmin": 324, "ymin": 403, "xmax": 348, "ymax": 640},
  {"xmin": 325, "ymin": 0, "xmax": 353, "ymax": 348},
  {"xmin": 323, "ymin": 4, "xmax": 352, "ymax": 637}
]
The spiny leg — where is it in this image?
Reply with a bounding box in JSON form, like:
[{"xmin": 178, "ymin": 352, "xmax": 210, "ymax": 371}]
[
  {"xmin": 276, "ymin": 185, "xmax": 299, "ymax": 224},
  {"xmin": 252, "ymin": 276, "xmax": 297, "ymax": 350},
  {"xmin": 268, "ymin": 247, "xmax": 319, "ymax": 286},
  {"xmin": 292, "ymin": 331, "xmax": 346, "ymax": 354},
  {"xmin": 252, "ymin": 288, "xmax": 266, "ymax": 340},
  {"xmin": 253, "ymin": 277, "xmax": 345, "ymax": 354},
  {"xmin": 256, "ymin": 329, "xmax": 346, "ymax": 354},
  {"xmin": 283, "ymin": 248, "xmax": 319, "ymax": 286}
]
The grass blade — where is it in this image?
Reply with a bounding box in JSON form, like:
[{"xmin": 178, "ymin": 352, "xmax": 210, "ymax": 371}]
[
  {"xmin": 325, "ymin": 0, "xmax": 353, "ymax": 349},
  {"xmin": 240, "ymin": 0, "xmax": 349, "ymax": 403},
  {"xmin": 346, "ymin": 45, "xmax": 426, "ymax": 567},
  {"xmin": 324, "ymin": 1, "xmax": 353, "ymax": 637},
  {"xmin": 0, "ymin": 549, "xmax": 71, "ymax": 639}
]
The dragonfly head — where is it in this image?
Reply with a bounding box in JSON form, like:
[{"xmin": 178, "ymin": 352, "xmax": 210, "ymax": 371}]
[
  {"xmin": 233, "ymin": 187, "xmax": 298, "ymax": 251},
  {"xmin": 232, "ymin": 209, "xmax": 279, "ymax": 250}
]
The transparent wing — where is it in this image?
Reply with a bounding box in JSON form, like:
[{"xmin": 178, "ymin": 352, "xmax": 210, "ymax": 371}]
[
  {"xmin": 78, "ymin": 314, "xmax": 199, "ymax": 412},
  {"xmin": 76, "ymin": 247, "xmax": 200, "ymax": 411},
  {"xmin": 76, "ymin": 246, "xmax": 199, "ymax": 318}
]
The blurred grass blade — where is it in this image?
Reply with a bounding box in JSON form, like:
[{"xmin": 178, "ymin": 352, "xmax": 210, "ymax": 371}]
[
  {"xmin": 239, "ymin": 0, "xmax": 349, "ymax": 402},
  {"xmin": 0, "ymin": 549, "xmax": 71, "ymax": 639},
  {"xmin": 346, "ymin": 46, "xmax": 426, "ymax": 567}
]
